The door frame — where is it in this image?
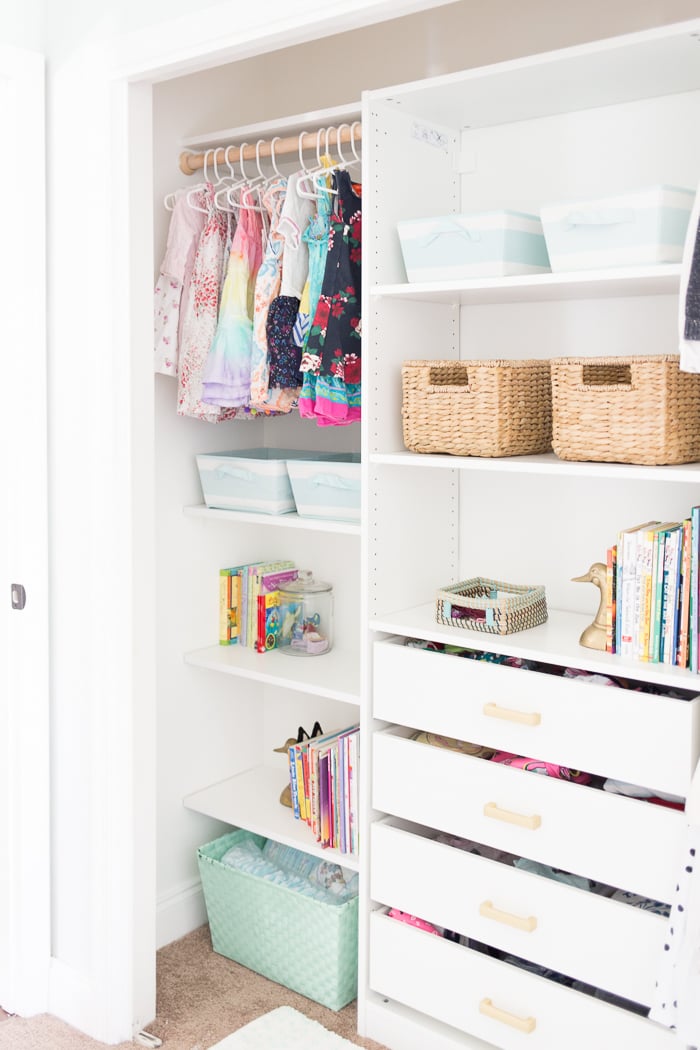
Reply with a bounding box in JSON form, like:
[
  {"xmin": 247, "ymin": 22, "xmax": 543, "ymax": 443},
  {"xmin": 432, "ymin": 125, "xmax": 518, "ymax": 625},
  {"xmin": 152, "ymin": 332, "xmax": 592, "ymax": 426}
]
[{"xmin": 0, "ymin": 42, "xmax": 50, "ymax": 1019}]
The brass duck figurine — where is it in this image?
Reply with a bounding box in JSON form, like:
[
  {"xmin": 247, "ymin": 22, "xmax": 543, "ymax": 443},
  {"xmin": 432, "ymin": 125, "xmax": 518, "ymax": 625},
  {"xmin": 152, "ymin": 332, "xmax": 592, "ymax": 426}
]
[{"xmin": 571, "ymin": 561, "xmax": 608, "ymax": 651}]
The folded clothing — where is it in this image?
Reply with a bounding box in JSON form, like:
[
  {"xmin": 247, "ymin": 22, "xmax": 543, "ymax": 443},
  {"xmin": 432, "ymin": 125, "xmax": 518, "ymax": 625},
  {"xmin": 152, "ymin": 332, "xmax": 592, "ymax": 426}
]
[
  {"xmin": 262, "ymin": 838, "xmax": 359, "ymax": 899},
  {"xmin": 410, "ymin": 730, "xmax": 495, "ymax": 760},
  {"xmin": 603, "ymin": 778, "xmax": 685, "ymax": 810},
  {"xmin": 220, "ymin": 837, "xmax": 358, "ymax": 905},
  {"xmin": 491, "ymin": 750, "xmax": 593, "ymax": 784}
]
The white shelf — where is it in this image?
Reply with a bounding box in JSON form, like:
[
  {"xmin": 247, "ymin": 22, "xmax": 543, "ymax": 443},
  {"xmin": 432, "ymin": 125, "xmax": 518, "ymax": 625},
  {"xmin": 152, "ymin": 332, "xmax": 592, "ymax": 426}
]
[
  {"xmin": 371, "ymin": 264, "xmax": 681, "ymax": 306},
  {"xmin": 184, "ymin": 644, "xmax": 361, "ymax": 704},
  {"xmin": 370, "ymin": 603, "xmax": 700, "ymax": 692},
  {"xmin": 184, "ymin": 504, "xmax": 360, "ymax": 535},
  {"xmin": 181, "ymin": 102, "xmax": 361, "ymax": 151},
  {"xmin": 184, "ymin": 764, "xmax": 359, "ymax": 871},
  {"xmin": 369, "ymin": 450, "xmax": 700, "ymax": 483}
]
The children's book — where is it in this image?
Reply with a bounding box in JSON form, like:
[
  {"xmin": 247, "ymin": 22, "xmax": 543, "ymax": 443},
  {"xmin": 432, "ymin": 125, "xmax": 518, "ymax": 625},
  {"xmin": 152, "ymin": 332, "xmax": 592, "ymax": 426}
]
[
  {"xmin": 691, "ymin": 507, "xmax": 700, "ymax": 673},
  {"xmin": 661, "ymin": 525, "xmax": 683, "ymax": 664},
  {"xmin": 678, "ymin": 518, "xmax": 692, "ymax": 668},
  {"xmin": 219, "ymin": 564, "xmax": 247, "ymax": 644},
  {"xmin": 256, "ymin": 591, "xmax": 282, "ymax": 653},
  {"xmin": 618, "ymin": 521, "xmax": 660, "ymax": 658},
  {"xmin": 605, "ymin": 545, "xmax": 617, "ymax": 654}
]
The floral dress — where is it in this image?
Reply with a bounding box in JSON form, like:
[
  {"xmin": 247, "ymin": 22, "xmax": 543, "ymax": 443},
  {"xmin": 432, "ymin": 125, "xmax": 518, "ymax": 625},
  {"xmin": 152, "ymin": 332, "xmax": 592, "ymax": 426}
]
[
  {"xmin": 201, "ymin": 188, "xmax": 264, "ymax": 409},
  {"xmin": 153, "ymin": 188, "xmax": 206, "ymax": 377},
  {"xmin": 297, "ymin": 174, "xmax": 334, "ymax": 417},
  {"xmin": 176, "ymin": 188, "xmax": 234, "ymax": 422},
  {"xmin": 248, "ymin": 177, "xmax": 287, "ymax": 411},
  {"xmin": 299, "ymin": 169, "xmax": 362, "ymax": 425}
]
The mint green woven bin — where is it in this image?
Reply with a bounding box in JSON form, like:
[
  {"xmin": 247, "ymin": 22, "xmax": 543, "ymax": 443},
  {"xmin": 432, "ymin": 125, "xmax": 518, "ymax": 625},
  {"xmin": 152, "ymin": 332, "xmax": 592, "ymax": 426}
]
[{"xmin": 197, "ymin": 829, "xmax": 359, "ymax": 1011}]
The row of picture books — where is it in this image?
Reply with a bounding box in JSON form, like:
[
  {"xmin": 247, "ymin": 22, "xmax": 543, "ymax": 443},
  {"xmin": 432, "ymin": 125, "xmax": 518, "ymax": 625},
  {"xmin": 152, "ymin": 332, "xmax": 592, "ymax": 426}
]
[
  {"xmin": 606, "ymin": 506, "xmax": 700, "ymax": 669},
  {"xmin": 286, "ymin": 724, "xmax": 360, "ymax": 855},
  {"xmin": 219, "ymin": 559, "xmax": 298, "ymax": 653}
]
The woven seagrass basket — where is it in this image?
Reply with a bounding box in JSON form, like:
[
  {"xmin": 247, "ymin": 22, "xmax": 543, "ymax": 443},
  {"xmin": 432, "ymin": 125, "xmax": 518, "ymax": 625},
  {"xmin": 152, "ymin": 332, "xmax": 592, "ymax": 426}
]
[
  {"xmin": 436, "ymin": 576, "xmax": 548, "ymax": 635},
  {"xmin": 551, "ymin": 354, "xmax": 700, "ymax": 466},
  {"xmin": 402, "ymin": 359, "xmax": 552, "ymax": 457}
]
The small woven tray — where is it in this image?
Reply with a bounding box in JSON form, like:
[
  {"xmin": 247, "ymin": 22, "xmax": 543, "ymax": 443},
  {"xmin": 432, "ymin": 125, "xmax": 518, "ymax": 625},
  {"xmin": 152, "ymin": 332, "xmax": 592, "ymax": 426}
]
[
  {"xmin": 551, "ymin": 354, "xmax": 700, "ymax": 465},
  {"xmin": 436, "ymin": 576, "xmax": 548, "ymax": 635},
  {"xmin": 402, "ymin": 359, "xmax": 552, "ymax": 457}
]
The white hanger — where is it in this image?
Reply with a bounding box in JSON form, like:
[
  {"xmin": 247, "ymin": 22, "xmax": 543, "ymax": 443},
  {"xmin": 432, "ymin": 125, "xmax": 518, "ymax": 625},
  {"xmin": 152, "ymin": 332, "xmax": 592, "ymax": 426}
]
[
  {"xmin": 185, "ymin": 148, "xmax": 213, "ymax": 214},
  {"xmin": 296, "ymin": 127, "xmax": 337, "ymax": 200},
  {"xmin": 349, "ymin": 121, "xmax": 362, "ymax": 167},
  {"xmin": 236, "ymin": 140, "xmax": 268, "ymax": 213},
  {"xmin": 214, "ymin": 145, "xmax": 239, "ymax": 212}
]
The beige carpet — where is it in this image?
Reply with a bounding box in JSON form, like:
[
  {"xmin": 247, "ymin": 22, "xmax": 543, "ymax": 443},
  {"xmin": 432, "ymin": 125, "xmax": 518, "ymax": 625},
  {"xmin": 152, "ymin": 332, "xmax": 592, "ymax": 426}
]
[{"xmin": 0, "ymin": 925, "xmax": 387, "ymax": 1050}]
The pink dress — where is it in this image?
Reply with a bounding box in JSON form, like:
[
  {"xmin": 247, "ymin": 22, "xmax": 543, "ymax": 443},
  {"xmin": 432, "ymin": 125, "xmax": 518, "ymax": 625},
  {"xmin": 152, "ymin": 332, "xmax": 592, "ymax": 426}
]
[
  {"xmin": 153, "ymin": 188, "xmax": 206, "ymax": 376},
  {"xmin": 176, "ymin": 189, "xmax": 233, "ymax": 422}
]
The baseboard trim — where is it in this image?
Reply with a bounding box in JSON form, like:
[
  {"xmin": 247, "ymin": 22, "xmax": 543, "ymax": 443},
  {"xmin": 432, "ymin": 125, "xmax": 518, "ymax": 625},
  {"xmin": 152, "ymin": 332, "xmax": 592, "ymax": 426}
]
[{"xmin": 156, "ymin": 876, "xmax": 207, "ymax": 949}]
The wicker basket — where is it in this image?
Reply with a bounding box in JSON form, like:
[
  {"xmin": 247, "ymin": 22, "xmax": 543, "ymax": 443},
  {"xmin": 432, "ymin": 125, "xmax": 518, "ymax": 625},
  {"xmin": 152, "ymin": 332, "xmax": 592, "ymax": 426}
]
[
  {"xmin": 198, "ymin": 829, "xmax": 358, "ymax": 1010},
  {"xmin": 436, "ymin": 576, "xmax": 548, "ymax": 635},
  {"xmin": 551, "ymin": 354, "xmax": 700, "ymax": 466},
  {"xmin": 401, "ymin": 359, "xmax": 552, "ymax": 457}
]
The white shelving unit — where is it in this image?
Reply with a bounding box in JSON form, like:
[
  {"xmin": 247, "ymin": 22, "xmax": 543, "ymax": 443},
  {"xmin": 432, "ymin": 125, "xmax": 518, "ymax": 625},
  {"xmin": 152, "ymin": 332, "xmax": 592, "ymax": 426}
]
[
  {"xmin": 184, "ymin": 766, "xmax": 360, "ymax": 872},
  {"xmin": 362, "ymin": 18, "xmax": 700, "ymax": 1050},
  {"xmin": 183, "ymin": 503, "xmax": 360, "ymax": 535}
]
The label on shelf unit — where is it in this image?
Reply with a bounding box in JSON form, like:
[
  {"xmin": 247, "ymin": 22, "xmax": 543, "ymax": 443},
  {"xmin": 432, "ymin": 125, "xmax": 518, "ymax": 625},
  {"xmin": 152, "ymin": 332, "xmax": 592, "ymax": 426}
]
[{"xmin": 411, "ymin": 122, "xmax": 450, "ymax": 151}]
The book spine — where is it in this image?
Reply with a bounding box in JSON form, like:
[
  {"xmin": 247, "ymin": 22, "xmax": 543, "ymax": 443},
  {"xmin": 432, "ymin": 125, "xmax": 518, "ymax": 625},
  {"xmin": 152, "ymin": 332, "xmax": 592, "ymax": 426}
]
[
  {"xmin": 692, "ymin": 508, "xmax": 700, "ymax": 673},
  {"xmin": 288, "ymin": 744, "xmax": 300, "ymax": 819},
  {"xmin": 665, "ymin": 528, "xmax": 682, "ymax": 665},
  {"xmin": 219, "ymin": 570, "xmax": 230, "ymax": 645},
  {"xmin": 637, "ymin": 531, "xmax": 654, "ymax": 661},
  {"xmin": 650, "ymin": 531, "xmax": 666, "ymax": 663},
  {"xmin": 295, "ymin": 745, "xmax": 307, "ymax": 823},
  {"xmin": 678, "ymin": 519, "xmax": 692, "ymax": 667},
  {"xmin": 605, "ymin": 547, "xmax": 614, "ymax": 654},
  {"xmin": 256, "ymin": 594, "xmax": 267, "ymax": 654},
  {"xmin": 620, "ymin": 532, "xmax": 639, "ymax": 657}
]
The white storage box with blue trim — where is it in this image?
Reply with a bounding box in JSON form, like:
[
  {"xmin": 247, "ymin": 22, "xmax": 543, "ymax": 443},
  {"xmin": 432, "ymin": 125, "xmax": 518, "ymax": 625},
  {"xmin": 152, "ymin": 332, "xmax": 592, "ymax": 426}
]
[
  {"xmin": 540, "ymin": 185, "xmax": 695, "ymax": 272},
  {"xmin": 397, "ymin": 210, "xmax": 551, "ymax": 282},
  {"xmin": 286, "ymin": 454, "xmax": 361, "ymax": 523},
  {"xmin": 196, "ymin": 448, "xmax": 333, "ymax": 515}
]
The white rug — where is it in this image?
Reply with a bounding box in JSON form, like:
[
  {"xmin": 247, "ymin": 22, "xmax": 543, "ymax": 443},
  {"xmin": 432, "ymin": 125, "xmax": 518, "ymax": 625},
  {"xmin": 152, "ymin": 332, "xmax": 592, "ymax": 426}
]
[{"xmin": 210, "ymin": 1006, "xmax": 358, "ymax": 1049}]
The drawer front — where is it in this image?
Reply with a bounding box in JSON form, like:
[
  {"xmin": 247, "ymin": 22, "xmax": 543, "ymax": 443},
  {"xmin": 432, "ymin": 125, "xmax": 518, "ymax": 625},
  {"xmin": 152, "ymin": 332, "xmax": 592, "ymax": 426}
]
[
  {"xmin": 369, "ymin": 912, "xmax": 675, "ymax": 1050},
  {"xmin": 373, "ymin": 638, "xmax": 700, "ymax": 797},
  {"xmin": 373, "ymin": 728, "xmax": 684, "ymax": 903},
  {"xmin": 371, "ymin": 820, "xmax": 667, "ymax": 1006}
]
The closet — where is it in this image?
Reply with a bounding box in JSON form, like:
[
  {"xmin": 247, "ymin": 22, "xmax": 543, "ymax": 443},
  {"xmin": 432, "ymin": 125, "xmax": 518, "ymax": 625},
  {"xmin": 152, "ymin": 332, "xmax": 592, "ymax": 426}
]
[
  {"xmin": 362, "ymin": 17, "xmax": 700, "ymax": 1050},
  {"xmin": 148, "ymin": 9, "xmax": 700, "ymax": 1050}
]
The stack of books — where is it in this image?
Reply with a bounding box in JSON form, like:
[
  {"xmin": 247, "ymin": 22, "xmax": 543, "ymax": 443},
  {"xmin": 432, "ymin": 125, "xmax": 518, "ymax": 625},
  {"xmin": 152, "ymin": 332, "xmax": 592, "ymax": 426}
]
[
  {"xmin": 287, "ymin": 725, "xmax": 360, "ymax": 855},
  {"xmin": 606, "ymin": 507, "xmax": 700, "ymax": 669},
  {"xmin": 219, "ymin": 560, "xmax": 299, "ymax": 652}
]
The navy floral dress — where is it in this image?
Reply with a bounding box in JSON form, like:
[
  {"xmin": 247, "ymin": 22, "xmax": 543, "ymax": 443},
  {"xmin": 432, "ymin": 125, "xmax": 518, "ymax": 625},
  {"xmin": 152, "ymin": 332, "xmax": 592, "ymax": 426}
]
[{"xmin": 298, "ymin": 169, "xmax": 361, "ymax": 424}]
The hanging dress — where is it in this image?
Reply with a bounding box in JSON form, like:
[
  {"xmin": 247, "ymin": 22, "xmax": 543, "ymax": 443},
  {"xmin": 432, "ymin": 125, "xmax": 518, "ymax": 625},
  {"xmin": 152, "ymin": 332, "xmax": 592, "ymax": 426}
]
[
  {"xmin": 176, "ymin": 187, "xmax": 232, "ymax": 422},
  {"xmin": 299, "ymin": 169, "xmax": 362, "ymax": 425},
  {"xmin": 200, "ymin": 188, "xmax": 264, "ymax": 409},
  {"xmin": 154, "ymin": 188, "xmax": 207, "ymax": 377},
  {"xmin": 297, "ymin": 172, "xmax": 335, "ymax": 418},
  {"xmin": 247, "ymin": 176, "xmax": 287, "ymax": 411},
  {"xmin": 265, "ymin": 171, "xmax": 316, "ymax": 411}
]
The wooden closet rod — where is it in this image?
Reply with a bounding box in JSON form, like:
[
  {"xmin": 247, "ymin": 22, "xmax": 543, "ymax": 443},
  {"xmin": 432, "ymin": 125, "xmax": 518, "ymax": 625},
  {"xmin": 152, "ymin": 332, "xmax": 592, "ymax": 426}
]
[{"xmin": 179, "ymin": 123, "xmax": 362, "ymax": 175}]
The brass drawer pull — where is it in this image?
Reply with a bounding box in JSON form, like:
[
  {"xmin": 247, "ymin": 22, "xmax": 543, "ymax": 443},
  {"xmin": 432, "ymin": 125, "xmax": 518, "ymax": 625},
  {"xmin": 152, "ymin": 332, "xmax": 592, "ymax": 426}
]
[
  {"xmin": 479, "ymin": 899, "xmax": 537, "ymax": 933},
  {"xmin": 483, "ymin": 701, "xmax": 541, "ymax": 727},
  {"xmin": 484, "ymin": 801, "xmax": 541, "ymax": 830},
  {"xmin": 480, "ymin": 997, "xmax": 536, "ymax": 1034}
]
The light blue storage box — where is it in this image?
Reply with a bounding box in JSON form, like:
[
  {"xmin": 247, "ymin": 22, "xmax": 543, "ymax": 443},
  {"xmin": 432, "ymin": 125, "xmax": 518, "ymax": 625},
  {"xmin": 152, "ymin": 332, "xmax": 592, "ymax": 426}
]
[
  {"xmin": 397, "ymin": 210, "xmax": 551, "ymax": 282},
  {"xmin": 286, "ymin": 454, "xmax": 361, "ymax": 523},
  {"xmin": 540, "ymin": 185, "xmax": 695, "ymax": 272},
  {"xmin": 196, "ymin": 448, "xmax": 333, "ymax": 515}
]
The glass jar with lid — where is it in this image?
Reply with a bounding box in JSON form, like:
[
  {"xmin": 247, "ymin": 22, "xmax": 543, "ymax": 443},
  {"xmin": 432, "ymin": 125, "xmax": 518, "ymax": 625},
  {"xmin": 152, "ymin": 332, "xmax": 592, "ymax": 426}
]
[{"xmin": 277, "ymin": 571, "xmax": 334, "ymax": 656}]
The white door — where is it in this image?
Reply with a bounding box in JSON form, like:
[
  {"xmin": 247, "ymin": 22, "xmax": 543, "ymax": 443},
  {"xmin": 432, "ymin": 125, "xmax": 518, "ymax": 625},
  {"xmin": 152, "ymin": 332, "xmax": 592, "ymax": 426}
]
[{"xmin": 0, "ymin": 43, "xmax": 49, "ymax": 1017}]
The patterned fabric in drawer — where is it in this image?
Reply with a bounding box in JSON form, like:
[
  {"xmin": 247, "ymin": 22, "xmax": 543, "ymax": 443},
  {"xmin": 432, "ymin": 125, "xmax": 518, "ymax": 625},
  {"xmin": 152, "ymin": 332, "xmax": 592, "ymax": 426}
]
[
  {"xmin": 373, "ymin": 726, "xmax": 685, "ymax": 904},
  {"xmin": 373, "ymin": 638, "xmax": 700, "ymax": 798},
  {"xmin": 371, "ymin": 819, "xmax": 667, "ymax": 1006},
  {"xmin": 369, "ymin": 911, "xmax": 676, "ymax": 1049}
]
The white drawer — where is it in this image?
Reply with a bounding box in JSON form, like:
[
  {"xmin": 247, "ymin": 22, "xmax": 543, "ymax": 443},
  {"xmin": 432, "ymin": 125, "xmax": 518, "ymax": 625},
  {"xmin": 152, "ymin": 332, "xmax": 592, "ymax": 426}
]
[
  {"xmin": 371, "ymin": 819, "xmax": 667, "ymax": 1007},
  {"xmin": 373, "ymin": 638, "xmax": 700, "ymax": 798},
  {"xmin": 369, "ymin": 911, "xmax": 676, "ymax": 1050},
  {"xmin": 373, "ymin": 727, "xmax": 685, "ymax": 903}
]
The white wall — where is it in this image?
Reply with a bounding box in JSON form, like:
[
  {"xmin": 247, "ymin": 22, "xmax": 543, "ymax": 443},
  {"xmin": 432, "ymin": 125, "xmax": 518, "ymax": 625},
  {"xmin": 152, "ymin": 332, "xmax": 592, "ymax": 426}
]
[
  {"xmin": 41, "ymin": 0, "xmax": 700, "ymax": 1043},
  {"xmin": 0, "ymin": 2, "xmax": 44, "ymax": 51}
]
